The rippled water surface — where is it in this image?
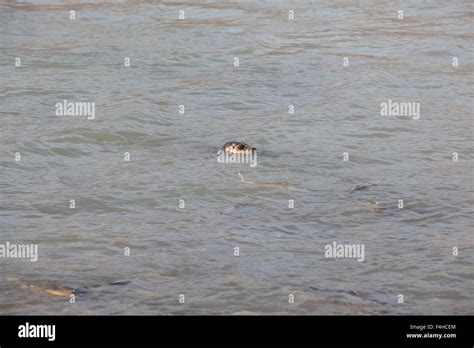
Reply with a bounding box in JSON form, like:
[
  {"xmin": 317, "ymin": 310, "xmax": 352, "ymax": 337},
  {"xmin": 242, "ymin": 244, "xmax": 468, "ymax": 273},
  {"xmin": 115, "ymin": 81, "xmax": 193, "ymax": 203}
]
[{"xmin": 0, "ymin": 0, "xmax": 473, "ymax": 315}]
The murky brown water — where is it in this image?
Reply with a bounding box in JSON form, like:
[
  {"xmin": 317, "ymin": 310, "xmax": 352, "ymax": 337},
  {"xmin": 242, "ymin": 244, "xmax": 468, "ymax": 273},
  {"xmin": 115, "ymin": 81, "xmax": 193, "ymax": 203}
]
[{"xmin": 0, "ymin": 0, "xmax": 473, "ymax": 315}]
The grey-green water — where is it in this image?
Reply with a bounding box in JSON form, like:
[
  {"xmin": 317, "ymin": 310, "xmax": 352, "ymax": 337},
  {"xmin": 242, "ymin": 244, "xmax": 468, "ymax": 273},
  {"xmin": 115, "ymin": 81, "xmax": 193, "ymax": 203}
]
[{"xmin": 0, "ymin": 0, "xmax": 473, "ymax": 315}]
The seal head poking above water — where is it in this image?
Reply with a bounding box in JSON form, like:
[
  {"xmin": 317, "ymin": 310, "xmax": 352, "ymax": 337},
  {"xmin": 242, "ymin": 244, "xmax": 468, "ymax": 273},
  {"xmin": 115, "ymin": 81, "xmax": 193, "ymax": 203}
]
[{"xmin": 222, "ymin": 141, "xmax": 256, "ymax": 154}]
